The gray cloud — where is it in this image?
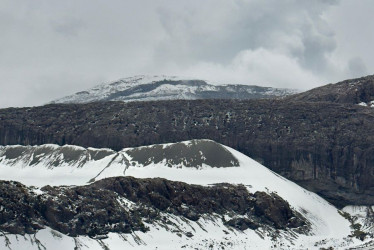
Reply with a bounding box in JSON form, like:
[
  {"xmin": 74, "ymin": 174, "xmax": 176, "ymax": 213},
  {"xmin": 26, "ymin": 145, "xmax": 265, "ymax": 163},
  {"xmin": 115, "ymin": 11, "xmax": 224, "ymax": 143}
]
[
  {"xmin": 51, "ymin": 18, "xmax": 85, "ymax": 37},
  {"xmin": 155, "ymin": 0, "xmax": 337, "ymax": 66},
  {"xmin": 0, "ymin": 0, "xmax": 373, "ymax": 108},
  {"xmin": 348, "ymin": 57, "xmax": 367, "ymax": 78}
]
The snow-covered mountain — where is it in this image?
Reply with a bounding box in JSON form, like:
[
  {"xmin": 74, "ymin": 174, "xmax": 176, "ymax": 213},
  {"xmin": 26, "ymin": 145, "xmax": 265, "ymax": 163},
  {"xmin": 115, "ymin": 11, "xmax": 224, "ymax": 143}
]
[
  {"xmin": 50, "ymin": 75, "xmax": 298, "ymax": 104},
  {"xmin": 0, "ymin": 140, "xmax": 372, "ymax": 249}
]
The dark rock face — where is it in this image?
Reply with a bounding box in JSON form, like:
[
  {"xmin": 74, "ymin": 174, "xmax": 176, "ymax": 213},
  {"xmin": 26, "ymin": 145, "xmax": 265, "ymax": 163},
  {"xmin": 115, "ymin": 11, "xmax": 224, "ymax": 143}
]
[
  {"xmin": 253, "ymin": 192, "xmax": 300, "ymax": 229},
  {"xmin": 1, "ymin": 98, "xmax": 374, "ymax": 207},
  {"xmin": 0, "ymin": 177, "xmax": 306, "ymax": 236},
  {"xmin": 0, "ymin": 181, "xmax": 44, "ymax": 234}
]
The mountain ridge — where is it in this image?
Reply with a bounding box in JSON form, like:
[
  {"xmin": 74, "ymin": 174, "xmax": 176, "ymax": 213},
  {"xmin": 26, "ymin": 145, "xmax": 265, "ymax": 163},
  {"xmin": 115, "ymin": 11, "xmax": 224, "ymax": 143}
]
[
  {"xmin": 287, "ymin": 74, "xmax": 374, "ymax": 105},
  {"xmin": 50, "ymin": 75, "xmax": 298, "ymax": 104},
  {"xmin": 0, "ymin": 140, "xmax": 240, "ymax": 186}
]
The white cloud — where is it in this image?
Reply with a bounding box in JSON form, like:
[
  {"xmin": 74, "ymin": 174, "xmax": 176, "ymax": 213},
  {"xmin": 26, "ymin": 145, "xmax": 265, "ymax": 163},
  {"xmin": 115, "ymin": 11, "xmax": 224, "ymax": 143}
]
[
  {"xmin": 0, "ymin": 0, "xmax": 373, "ymax": 108},
  {"xmin": 165, "ymin": 48, "xmax": 323, "ymax": 89}
]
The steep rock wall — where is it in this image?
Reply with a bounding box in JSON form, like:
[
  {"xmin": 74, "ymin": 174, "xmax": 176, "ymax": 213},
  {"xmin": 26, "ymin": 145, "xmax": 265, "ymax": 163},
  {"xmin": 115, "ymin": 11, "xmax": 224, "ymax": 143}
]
[{"xmin": 1, "ymin": 100, "xmax": 374, "ymax": 207}]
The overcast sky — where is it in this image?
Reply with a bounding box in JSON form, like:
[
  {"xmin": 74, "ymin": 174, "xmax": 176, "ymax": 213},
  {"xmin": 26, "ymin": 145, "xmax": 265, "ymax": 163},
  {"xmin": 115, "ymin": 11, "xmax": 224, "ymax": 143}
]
[{"xmin": 0, "ymin": 0, "xmax": 373, "ymax": 108}]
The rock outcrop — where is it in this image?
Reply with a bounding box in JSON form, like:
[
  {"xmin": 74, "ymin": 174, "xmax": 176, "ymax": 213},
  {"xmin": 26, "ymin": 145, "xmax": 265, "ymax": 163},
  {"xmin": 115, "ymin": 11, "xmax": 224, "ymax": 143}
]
[{"xmin": 0, "ymin": 177, "xmax": 306, "ymax": 236}]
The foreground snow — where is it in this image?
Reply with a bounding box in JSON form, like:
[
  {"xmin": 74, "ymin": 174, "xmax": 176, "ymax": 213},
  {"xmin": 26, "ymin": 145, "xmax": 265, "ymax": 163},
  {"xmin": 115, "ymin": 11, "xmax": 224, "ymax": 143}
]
[
  {"xmin": 124, "ymin": 145, "xmax": 361, "ymax": 249},
  {"xmin": 0, "ymin": 140, "xmax": 372, "ymax": 249}
]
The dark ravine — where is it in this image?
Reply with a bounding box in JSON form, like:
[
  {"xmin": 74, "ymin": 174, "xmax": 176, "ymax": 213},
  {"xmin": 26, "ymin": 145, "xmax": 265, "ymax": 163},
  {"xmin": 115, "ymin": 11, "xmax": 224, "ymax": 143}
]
[
  {"xmin": 0, "ymin": 177, "xmax": 307, "ymax": 236},
  {"xmin": 1, "ymin": 98, "xmax": 374, "ymax": 207}
]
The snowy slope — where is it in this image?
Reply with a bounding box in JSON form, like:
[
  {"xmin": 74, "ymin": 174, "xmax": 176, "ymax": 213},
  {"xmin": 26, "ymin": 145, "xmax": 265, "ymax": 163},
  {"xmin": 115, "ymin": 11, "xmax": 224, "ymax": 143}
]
[
  {"xmin": 343, "ymin": 206, "xmax": 374, "ymax": 234},
  {"xmin": 0, "ymin": 140, "xmax": 239, "ymax": 186},
  {"xmin": 0, "ymin": 140, "xmax": 372, "ymax": 249},
  {"xmin": 50, "ymin": 75, "xmax": 298, "ymax": 104},
  {"xmin": 0, "ymin": 144, "xmax": 123, "ymax": 186}
]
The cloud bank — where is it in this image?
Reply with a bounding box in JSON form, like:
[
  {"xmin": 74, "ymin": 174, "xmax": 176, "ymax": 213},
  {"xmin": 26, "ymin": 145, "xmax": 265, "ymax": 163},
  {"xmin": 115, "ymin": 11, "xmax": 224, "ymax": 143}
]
[{"xmin": 0, "ymin": 0, "xmax": 372, "ymax": 107}]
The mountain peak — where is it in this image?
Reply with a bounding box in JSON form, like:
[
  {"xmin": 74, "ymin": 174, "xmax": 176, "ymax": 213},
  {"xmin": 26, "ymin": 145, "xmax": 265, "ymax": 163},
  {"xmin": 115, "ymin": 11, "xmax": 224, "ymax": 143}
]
[{"xmin": 50, "ymin": 75, "xmax": 298, "ymax": 104}]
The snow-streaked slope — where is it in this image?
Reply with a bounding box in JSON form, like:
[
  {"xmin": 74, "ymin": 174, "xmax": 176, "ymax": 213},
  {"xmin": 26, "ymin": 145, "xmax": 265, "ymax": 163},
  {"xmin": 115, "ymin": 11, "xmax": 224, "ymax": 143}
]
[
  {"xmin": 0, "ymin": 140, "xmax": 372, "ymax": 249},
  {"xmin": 0, "ymin": 140, "xmax": 239, "ymax": 186},
  {"xmin": 124, "ymin": 144, "xmax": 358, "ymax": 248},
  {"xmin": 0, "ymin": 144, "xmax": 124, "ymax": 186},
  {"xmin": 50, "ymin": 75, "xmax": 298, "ymax": 104}
]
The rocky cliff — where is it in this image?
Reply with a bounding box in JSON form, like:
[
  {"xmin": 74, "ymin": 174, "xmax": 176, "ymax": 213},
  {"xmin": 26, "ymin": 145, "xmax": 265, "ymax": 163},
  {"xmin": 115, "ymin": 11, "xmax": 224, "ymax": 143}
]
[{"xmin": 1, "ymin": 98, "xmax": 374, "ymax": 207}]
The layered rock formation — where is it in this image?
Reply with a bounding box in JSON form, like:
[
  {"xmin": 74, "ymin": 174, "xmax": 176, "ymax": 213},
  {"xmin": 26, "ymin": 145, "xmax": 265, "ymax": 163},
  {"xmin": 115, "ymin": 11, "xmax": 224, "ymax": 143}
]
[{"xmin": 1, "ymin": 97, "xmax": 374, "ymax": 207}]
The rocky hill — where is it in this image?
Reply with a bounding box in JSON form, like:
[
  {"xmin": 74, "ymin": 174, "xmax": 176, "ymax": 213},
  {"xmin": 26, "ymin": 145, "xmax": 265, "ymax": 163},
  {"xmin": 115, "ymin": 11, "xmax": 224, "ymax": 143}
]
[
  {"xmin": 50, "ymin": 75, "xmax": 297, "ymax": 104},
  {"xmin": 1, "ymin": 98, "xmax": 374, "ymax": 207},
  {"xmin": 287, "ymin": 74, "xmax": 374, "ymax": 106},
  {"xmin": 1, "ymin": 140, "xmax": 370, "ymax": 249}
]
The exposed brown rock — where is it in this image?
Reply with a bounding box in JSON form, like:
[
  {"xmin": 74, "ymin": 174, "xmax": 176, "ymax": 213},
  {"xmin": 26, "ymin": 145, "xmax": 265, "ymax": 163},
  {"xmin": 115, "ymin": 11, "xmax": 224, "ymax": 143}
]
[{"xmin": 0, "ymin": 177, "xmax": 306, "ymax": 236}]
